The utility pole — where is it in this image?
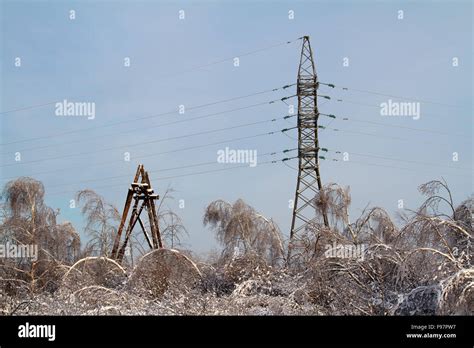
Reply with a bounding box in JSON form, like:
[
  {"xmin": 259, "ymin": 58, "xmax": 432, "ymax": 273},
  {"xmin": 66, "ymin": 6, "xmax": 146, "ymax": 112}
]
[
  {"xmin": 111, "ymin": 164, "xmax": 163, "ymax": 263},
  {"xmin": 288, "ymin": 36, "xmax": 329, "ymax": 261}
]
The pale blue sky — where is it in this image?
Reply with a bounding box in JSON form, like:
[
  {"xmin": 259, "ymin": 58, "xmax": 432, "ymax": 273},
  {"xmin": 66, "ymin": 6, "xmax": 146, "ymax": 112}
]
[{"xmin": 1, "ymin": 0, "xmax": 472, "ymax": 253}]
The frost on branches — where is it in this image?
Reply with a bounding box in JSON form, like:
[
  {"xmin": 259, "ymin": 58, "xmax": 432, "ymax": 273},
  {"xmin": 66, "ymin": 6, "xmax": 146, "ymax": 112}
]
[{"xmin": 0, "ymin": 178, "xmax": 472, "ymax": 315}]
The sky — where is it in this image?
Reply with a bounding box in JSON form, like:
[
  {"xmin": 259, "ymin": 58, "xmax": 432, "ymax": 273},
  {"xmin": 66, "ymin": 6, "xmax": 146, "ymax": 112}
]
[{"xmin": 0, "ymin": 0, "xmax": 472, "ymax": 255}]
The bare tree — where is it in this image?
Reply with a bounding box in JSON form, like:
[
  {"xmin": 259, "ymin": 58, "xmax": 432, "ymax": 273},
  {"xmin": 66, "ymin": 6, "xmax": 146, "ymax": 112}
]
[
  {"xmin": 76, "ymin": 190, "xmax": 120, "ymax": 257},
  {"xmin": 203, "ymin": 199, "xmax": 284, "ymax": 265},
  {"xmin": 160, "ymin": 211, "xmax": 188, "ymax": 249},
  {"xmin": 155, "ymin": 185, "xmax": 188, "ymax": 249},
  {"xmin": 0, "ymin": 177, "xmax": 81, "ymax": 294}
]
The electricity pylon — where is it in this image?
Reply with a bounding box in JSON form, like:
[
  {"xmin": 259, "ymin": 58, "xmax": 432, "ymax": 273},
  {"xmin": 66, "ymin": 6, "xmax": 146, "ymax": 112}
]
[
  {"xmin": 288, "ymin": 36, "xmax": 329, "ymax": 261},
  {"xmin": 111, "ymin": 164, "xmax": 163, "ymax": 263}
]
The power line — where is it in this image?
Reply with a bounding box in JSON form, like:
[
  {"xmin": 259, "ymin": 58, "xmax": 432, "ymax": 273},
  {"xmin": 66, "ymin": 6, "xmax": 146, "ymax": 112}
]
[
  {"xmin": 319, "ymin": 82, "xmax": 463, "ymax": 108},
  {"xmin": 1, "ymin": 37, "xmax": 301, "ymax": 116},
  {"xmin": 1, "ymin": 118, "xmax": 296, "ymax": 181},
  {"xmin": 0, "ymin": 132, "xmax": 268, "ymax": 182},
  {"xmin": 18, "ymin": 146, "xmax": 470, "ymax": 199},
  {"xmin": 314, "ymin": 92, "xmax": 469, "ymax": 123},
  {"xmin": 318, "ymin": 113, "xmax": 470, "ymax": 139},
  {"xmin": 328, "ymin": 96, "xmax": 469, "ymax": 122},
  {"xmin": 333, "ymin": 158, "xmax": 471, "ymax": 178},
  {"xmin": 45, "ymin": 155, "xmax": 299, "ymax": 198},
  {"xmin": 315, "ymin": 124, "xmax": 445, "ymax": 147},
  {"xmin": 284, "ymin": 122, "xmax": 406, "ymax": 142},
  {"xmin": 278, "ymin": 151, "xmax": 471, "ymax": 178},
  {"xmin": 326, "ymin": 149, "xmax": 470, "ymax": 172},
  {"xmin": 156, "ymin": 37, "xmax": 302, "ymax": 79},
  {"xmin": 0, "ymin": 101, "xmax": 62, "ymax": 115},
  {"xmin": 45, "ymin": 149, "xmax": 297, "ymax": 190},
  {"xmin": 16, "ymin": 107, "xmax": 464, "ymax": 185},
  {"xmin": 0, "ymin": 111, "xmax": 296, "ymax": 169},
  {"xmin": 0, "ymin": 84, "xmax": 295, "ymax": 148},
  {"xmin": 282, "ymin": 121, "xmax": 470, "ymax": 172},
  {"xmin": 1, "ymin": 92, "xmax": 296, "ymax": 157}
]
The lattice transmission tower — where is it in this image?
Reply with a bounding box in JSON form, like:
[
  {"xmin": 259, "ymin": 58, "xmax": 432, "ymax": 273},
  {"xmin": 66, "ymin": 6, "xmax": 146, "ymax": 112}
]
[{"xmin": 288, "ymin": 36, "xmax": 329, "ymax": 260}]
